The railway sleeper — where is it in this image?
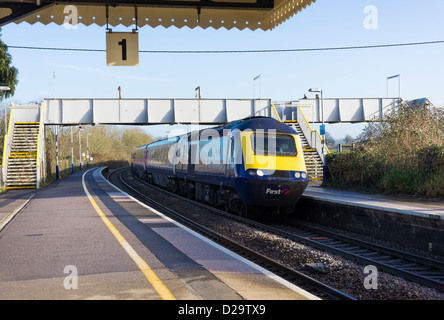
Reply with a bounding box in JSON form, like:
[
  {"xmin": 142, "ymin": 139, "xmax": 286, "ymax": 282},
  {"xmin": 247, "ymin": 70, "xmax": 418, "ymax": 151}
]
[
  {"xmin": 335, "ymin": 244, "xmax": 360, "ymax": 250},
  {"xmin": 395, "ymin": 262, "xmax": 420, "ymax": 268},
  {"xmin": 370, "ymin": 255, "xmax": 392, "ymax": 261},
  {"xmin": 348, "ymin": 248, "xmax": 372, "ymax": 254},
  {"xmin": 402, "ymin": 266, "xmax": 429, "ymax": 271},
  {"xmin": 416, "ymin": 271, "xmax": 444, "ymax": 276},
  {"xmin": 360, "ymin": 252, "xmax": 382, "ymax": 258},
  {"xmin": 323, "ymin": 241, "xmax": 350, "ymax": 247},
  {"xmin": 382, "ymin": 259, "xmax": 404, "ymax": 265}
]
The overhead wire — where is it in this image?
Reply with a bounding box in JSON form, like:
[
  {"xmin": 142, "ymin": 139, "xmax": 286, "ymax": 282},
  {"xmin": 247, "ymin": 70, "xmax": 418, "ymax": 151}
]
[{"xmin": 7, "ymin": 40, "xmax": 444, "ymax": 54}]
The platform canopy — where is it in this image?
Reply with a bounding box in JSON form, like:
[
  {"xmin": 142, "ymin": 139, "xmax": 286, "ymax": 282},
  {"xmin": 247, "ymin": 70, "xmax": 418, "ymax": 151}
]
[{"xmin": 0, "ymin": 0, "xmax": 316, "ymax": 31}]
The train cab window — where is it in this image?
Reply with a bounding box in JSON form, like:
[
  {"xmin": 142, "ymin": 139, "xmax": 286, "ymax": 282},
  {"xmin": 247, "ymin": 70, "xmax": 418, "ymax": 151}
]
[{"xmin": 250, "ymin": 133, "xmax": 297, "ymax": 156}]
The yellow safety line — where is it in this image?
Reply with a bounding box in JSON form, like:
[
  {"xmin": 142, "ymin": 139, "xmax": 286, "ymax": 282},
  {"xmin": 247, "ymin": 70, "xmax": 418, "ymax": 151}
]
[{"xmin": 81, "ymin": 170, "xmax": 175, "ymax": 300}]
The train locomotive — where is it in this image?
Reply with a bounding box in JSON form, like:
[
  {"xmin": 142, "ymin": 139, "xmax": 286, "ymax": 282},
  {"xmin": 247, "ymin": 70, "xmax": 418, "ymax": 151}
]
[{"xmin": 131, "ymin": 116, "xmax": 309, "ymax": 217}]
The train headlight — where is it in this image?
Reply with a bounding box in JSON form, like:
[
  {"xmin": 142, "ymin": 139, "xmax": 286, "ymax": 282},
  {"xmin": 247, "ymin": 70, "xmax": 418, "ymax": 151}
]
[
  {"xmin": 256, "ymin": 170, "xmax": 264, "ymax": 177},
  {"xmin": 295, "ymin": 171, "xmax": 308, "ymax": 179},
  {"xmin": 248, "ymin": 170, "xmax": 256, "ymax": 176}
]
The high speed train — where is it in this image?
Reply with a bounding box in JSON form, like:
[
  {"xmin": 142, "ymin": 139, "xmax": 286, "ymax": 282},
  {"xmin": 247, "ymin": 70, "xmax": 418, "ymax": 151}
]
[{"xmin": 131, "ymin": 116, "xmax": 309, "ymax": 217}]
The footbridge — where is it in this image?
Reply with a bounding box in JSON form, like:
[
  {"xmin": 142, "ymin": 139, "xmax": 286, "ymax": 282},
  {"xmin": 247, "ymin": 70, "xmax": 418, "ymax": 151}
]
[{"xmin": 1, "ymin": 97, "xmax": 399, "ymax": 189}]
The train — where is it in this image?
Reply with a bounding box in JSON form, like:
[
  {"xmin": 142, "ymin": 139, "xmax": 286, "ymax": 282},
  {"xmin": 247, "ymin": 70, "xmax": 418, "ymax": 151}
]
[{"xmin": 131, "ymin": 116, "xmax": 309, "ymax": 217}]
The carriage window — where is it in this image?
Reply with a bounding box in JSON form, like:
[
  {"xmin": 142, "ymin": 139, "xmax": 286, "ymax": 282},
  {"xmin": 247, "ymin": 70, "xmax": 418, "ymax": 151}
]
[{"xmin": 250, "ymin": 133, "xmax": 297, "ymax": 156}]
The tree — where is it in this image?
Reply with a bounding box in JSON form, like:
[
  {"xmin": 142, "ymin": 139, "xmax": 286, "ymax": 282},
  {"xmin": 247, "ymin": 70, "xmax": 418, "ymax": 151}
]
[
  {"xmin": 0, "ymin": 28, "xmax": 19, "ymax": 99},
  {"xmin": 325, "ymin": 131, "xmax": 336, "ymax": 148},
  {"xmin": 344, "ymin": 134, "xmax": 354, "ymax": 144},
  {"xmin": 1, "ymin": 29, "xmax": 18, "ymax": 167}
]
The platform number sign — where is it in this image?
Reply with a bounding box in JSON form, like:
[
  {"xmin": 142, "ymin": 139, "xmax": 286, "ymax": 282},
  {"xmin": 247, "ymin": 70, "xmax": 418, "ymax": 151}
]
[{"xmin": 106, "ymin": 32, "xmax": 139, "ymax": 66}]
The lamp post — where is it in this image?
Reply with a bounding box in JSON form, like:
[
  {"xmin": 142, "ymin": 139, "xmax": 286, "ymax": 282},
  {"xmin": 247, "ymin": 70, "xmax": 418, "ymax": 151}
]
[
  {"xmin": 308, "ymin": 88, "xmax": 326, "ymax": 181},
  {"xmin": 308, "ymin": 88, "xmax": 324, "ymax": 126},
  {"xmin": 386, "ymin": 74, "xmax": 401, "ymax": 103},
  {"xmin": 195, "ymin": 86, "xmax": 201, "ymax": 124},
  {"xmin": 253, "ymin": 75, "xmax": 261, "ymax": 109},
  {"xmin": 79, "ymin": 127, "xmax": 84, "ymax": 171},
  {"xmin": 86, "ymin": 133, "xmax": 90, "ymax": 168},
  {"xmin": 52, "ymin": 72, "xmax": 60, "ymax": 179},
  {"xmin": 55, "ymin": 125, "xmax": 60, "ymax": 180},
  {"xmin": 0, "ymin": 86, "xmax": 11, "ymax": 136},
  {"xmin": 71, "ymin": 126, "xmax": 74, "ymax": 174},
  {"xmin": 194, "ymin": 86, "xmax": 201, "ymax": 99}
]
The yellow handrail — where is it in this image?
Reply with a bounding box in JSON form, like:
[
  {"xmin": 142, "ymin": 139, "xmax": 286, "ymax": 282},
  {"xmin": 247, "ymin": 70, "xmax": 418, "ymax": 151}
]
[
  {"xmin": 271, "ymin": 104, "xmax": 283, "ymax": 122},
  {"xmin": 273, "ymin": 104, "xmax": 330, "ymax": 154},
  {"xmin": 296, "ymin": 107, "xmax": 330, "ymax": 154},
  {"xmin": 2, "ymin": 105, "xmax": 14, "ymax": 167},
  {"xmin": 36, "ymin": 103, "xmax": 43, "ymax": 168}
]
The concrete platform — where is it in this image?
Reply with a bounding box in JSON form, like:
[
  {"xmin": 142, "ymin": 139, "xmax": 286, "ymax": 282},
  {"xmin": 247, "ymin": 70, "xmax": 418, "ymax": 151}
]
[
  {"xmin": 299, "ymin": 182, "xmax": 444, "ymax": 256},
  {"xmin": 0, "ymin": 188, "xmax": 35, "ymax": 232},
  {"xmin": 304, "ymin": 181, "xmax": 444, "ymax": 219},
  {"xmin": 0, "ymin": 168, "xmax": 318, "ymax": 300}
]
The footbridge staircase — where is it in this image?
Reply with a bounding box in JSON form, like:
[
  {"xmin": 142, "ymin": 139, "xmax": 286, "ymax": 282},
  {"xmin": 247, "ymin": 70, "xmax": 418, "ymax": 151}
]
[
  {"xmin": 290, "ymin": 121, "xmax": 325, "ymax": 180},
  {"xmin": 271, "ymin": 104, "xmax": 326, "ymax": 180},
  {"xmin": 2, "ymin": 105, "xmax": 45, "ymax": 189}
]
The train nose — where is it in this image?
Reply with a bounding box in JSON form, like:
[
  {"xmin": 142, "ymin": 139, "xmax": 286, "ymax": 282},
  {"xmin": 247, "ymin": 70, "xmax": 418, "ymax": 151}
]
[
  {"xmin": 238, "ymin": 178, "xmax": 308, "ymax": 207},
  {"xmin": 264, "ymin": 186, "xmax": 289, "ymax": 196}
]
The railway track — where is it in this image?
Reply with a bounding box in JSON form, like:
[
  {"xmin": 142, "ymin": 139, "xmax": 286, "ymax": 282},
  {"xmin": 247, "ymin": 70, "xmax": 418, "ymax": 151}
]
[
  {"xmin": 107, "ymin": 167, "xmax": 356, "ymax": 300},
  {"xmin": 271, "ymin": 220, "xmax": 444, "ymax": 292}
]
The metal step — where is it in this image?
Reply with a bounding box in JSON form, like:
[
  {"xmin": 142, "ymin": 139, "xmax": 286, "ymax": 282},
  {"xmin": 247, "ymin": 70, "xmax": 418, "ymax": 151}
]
[
  {"xmin": 290, "ymin": 122, "xmax": 324, "ymax": 180},
  {"xmin": 5, "ymin": 122, "xmax": 40, "ymax": 189}
]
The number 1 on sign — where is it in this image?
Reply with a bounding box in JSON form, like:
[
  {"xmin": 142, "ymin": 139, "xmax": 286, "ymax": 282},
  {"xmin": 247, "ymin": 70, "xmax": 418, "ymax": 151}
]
[
  {"xmin": 106, "ymin": 31, "xmax": 138, "ymax": 66},
  {"xmin": 118, "ymin": 39, "xmax": 127, "ymax": 61}
]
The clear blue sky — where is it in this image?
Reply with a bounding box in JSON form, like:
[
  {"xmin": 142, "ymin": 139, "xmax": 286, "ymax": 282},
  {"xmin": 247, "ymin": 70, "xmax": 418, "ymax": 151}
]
[{"xmin": 1, "ymin": 0, "xmax": 444, "ymax": 141}]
